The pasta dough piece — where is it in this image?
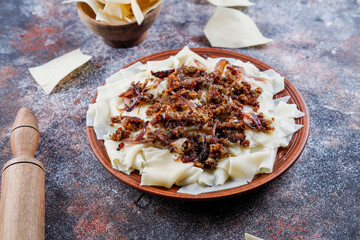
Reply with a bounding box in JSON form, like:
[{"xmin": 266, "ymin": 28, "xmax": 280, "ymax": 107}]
[
  {"xmin": 245, "ymin": 233, "xmax": 263, "ymax": 240},
  {"xmin": 103, "ymin": 2, "xmax": 125, "ymax": 19},
  {"xmin": 275, "ymin": 118, "xmax": 303, "ymax": 138},
  {"xmin": 131, "ymin": 0, "xmax": 144, "ymax": 24},
  {"xmin": 63, "ymin": 0, "xmax": 102, "ymax": 14},
  {"xmin": 139, "ymin": 56, "xmax": 178, "ymax": 76},
  {"xmin": 88, "ymin": 100, "xmax": 117, "ymax": 139},
  {"xmin": 113, "ymin": 3, "xmax": 135, "ymax": 21},
  {"xmin": 198, "ymin": 171, "xmax": 216, "ymax": 186},
  {"xmin": 98, "ymin": 72, "xmax": 146, "ymax": 100},
  {"xmin": 138, "ymin": 0, "xmax": 162, "ymax": 15},
  {"xmin": 207, "ymin": 0, "xmax": 254, "ymax": 7},
  {"xmin": 229, "ymin": 142, "xmax": 241, "ymax": 156},
  {"xmin": 177, "ymin": 179, "xmax": 248, "ymax": 195},
  {"xmin": 197, "ymin": 168, "xmax": 229, "ymax": 186},
  {"xmin": 229, "ymin": 151, "xmax": 269, "ymax": 182},
  {"xmin": 257, "ymin": 92, "xmax": 275, "ymax": 115},
  {"xmin": 273, "ymin": 96, "xmax": 291, "ymax": 106},
  {"xmin": 104, "ymin": 138, "xmax": 132, "ymax": 174},
  {"xmin": 104, "ymin": 140, "xmax": 148, "ymax": 173},
  {"xmin": 122, "ymin": 144, "xmax": 147, "ymax": 170},
  {"xmin": 142, "ymin": 147, "xmax": 167, "ymax": 160},
  {"xmin": 213, "ymin": 168, "xmax": 229, "ymax": 186},
  {"xmin": 232, "ymin": 59, "xmax": 260, "ymax": 76},
  {"xmin": 106, "ymin": 62, "xmax": 144, "ymax": 84},
  {"xmin": 64, "ymin": 0, "xmax": 161, "ymax": 25},
  {"xmin": 86, "ymin": 103, "xmax": 97, "ymax": 126},
  {"xmin": 142, "ymin": 149, "xmax": 201, "ymax": 188},
  {"xmin": 147, "ymin": 80, "xmax": 168, "ymax": 98},
  {"xmin": 260, "ymin": 69, "xmax": 285, "ymax": 95},
  {"xmin": 133, "ymin": 152, "xmax": 146, "ymax": 173},
  {"xmin": 96, "ymin": 9, "xmax": 127, "ymax": 24},
  {"xmin": 256, "ymin": 148, "xmax": 277, "ymax": 173},
  {"xmin": 28, "ymin": 49, "xmax": 92, "ymax": 94},
  {"xmin": 116, "ymin": 102, "xmax": 151, "ymax": 121},
  {"xmin": 107, "ymin": 0, "xmax": 131, "ymax": 4},
  {"xmin": 97, "ymin": 82, "xmax": 123, "ymax": 101},
  {"xmin": 141, "ymin": 155, "xmax": 193, "ymax": 188},
  {"xmin": 273, "ymin": 101, "xmax": 305, "ymax": 119},
  {"xmin": 174, "ymin": 46, "xmax": 212, "ymax": 70},
  {"xmin": 217, "ymin": 158, "xmax": 230, "ymax": 172},
  {"xmin": 203, "ymin": 7, "xmax": 272, "ymax": 48},
  {"xmin": 108, "ymin": 97, "xmax": 123, "ymax": 117},
  {"xmin": 245, "ymin": 129, "xmax": 281, "ymax": 149},
  {"xmin": 175, "ymin": 167, "xmax": 203, "ymax": 186}
]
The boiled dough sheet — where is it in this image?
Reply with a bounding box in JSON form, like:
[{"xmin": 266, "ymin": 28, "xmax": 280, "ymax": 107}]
[
  {"xmin": 207, "ymin": 0, "xmax": 254, "ymax": 7},
  {"xmin": 245, "ymin": 233, "xmax": 263, "ymax": 240},
  {"xmin": 64, "ymin": 0, "xmax": 162, "ymax": 25},
  {"xmin": 204, "ymin": 7, "xmax": 272, "ymax": 48},
  {"xmin": 131, "ymin": 0, "xmax": 144, "ymax": 24},
  {"xmin": 63, "ymin": 0, "xmax": 102, "ymax": 14},
  {"xmin": 28, "ymin": 49, "xmax": 92, "ymax": 94}
]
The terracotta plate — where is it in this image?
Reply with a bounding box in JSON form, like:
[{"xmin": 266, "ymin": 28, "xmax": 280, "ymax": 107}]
[{"xmin": 87, "ymin": 48, "xmax": 310, "ymax": 201}]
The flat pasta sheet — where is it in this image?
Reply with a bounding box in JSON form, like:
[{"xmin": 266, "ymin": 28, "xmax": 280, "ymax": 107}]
[
  {"xmin": 204, "ymin": 7, "xmax": 272, "ymax": 48},
  {"xmin": 207, "ymin": 0, "xmax": 254, "ymax": 7},
  {"xmin": 64, "ymin": 0, "xmax": 162, "ymax": 25},
  {"xmin": 29, "ymin": 49, "xmax": 92, "ymax": 94},
  {"xmin": 245, "ymin": 233, "xmax": 263, "ymax": 240}
]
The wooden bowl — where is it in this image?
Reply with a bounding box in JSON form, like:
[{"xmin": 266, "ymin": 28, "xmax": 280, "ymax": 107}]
[
  {"xmin": 77, "ymin": 2, "xmax": 162, "ymax": 48},
  {"xmin": 87, "ymin": 48, "xmax": 310, "ymax": 201}
]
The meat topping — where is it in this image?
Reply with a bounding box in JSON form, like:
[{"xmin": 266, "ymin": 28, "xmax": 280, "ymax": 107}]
[{"xmin": 113, "ymin": 60, "xmax": 274, "ymax": 168}]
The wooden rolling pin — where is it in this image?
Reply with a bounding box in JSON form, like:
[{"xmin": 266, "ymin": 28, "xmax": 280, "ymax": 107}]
[{"xmin": 0, "ymin": 108, "xmax": 45, "ymax": 240}]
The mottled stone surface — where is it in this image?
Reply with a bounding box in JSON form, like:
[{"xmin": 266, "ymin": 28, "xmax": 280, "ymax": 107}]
[{"xmin": 0, "ymin": 0, "xmax": 359, "ymax": 239}]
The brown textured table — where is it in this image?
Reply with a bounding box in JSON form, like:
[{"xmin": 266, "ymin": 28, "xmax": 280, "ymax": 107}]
[{"xmin": 0, "ymin": 0, "xmax": 359, "ymax": 239}]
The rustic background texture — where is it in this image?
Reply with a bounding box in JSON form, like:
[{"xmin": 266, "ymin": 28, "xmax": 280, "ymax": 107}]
[{"xmin": 0, "ymin": 0, "xmax": 359, "ymax": 239}]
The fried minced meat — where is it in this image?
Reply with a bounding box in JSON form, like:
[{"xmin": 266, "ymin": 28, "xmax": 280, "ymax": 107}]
[
  {"xmin": 110, "ymin": 127, "xmax": 131, "ymax": 141},
  {"xmin": 122, "ymin": 116, "xmax": 144, "ymax": 131},
  {"xmin": 119, "ymin": 80, "xmax": 154, "ymax": 112},
  {"xmin": 114, "ymin": 60, "xmax": 274, "ymax": 169}
]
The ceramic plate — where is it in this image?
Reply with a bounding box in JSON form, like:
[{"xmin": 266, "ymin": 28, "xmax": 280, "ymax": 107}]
[{"xmin": 87, "ymin": 48, "xmax": 310, "ymax": 201}]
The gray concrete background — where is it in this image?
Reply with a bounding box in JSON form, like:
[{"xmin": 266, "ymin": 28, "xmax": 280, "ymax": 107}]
[{"xmin": 0, "ymin": 0, "xmax": 359, "ymax": 239}]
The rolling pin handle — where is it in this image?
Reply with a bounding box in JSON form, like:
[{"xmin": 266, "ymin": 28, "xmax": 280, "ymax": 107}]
[{"xmin": 10, "ymin": 107, "xmax": 40, "ymax": 158}]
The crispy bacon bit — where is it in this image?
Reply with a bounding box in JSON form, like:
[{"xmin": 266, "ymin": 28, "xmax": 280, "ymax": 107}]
[
  {"xmin": 123, "ymin": 116, "xmax": 144, "ymax": 131},
  {"xmin": 179, "ymin": 79, "xmax": 197, "ymax": 89},
  {"xmin": 226, "ymin": 65, "xmax": 244, "ymax": 75},
  {"xmin": 111, "ymin": 115, "xmax": 124, "ymax": 126},
  {"xmin": 245, "ymin": 113, "xmax": 274, "ymax": 132},
  {"xmin": 114, "ymin": 59, "xmax": 274, "ymax": 169},
  {"xmin": 134, "ymin": 121, "xmax": 149, "ymax": 142},
  {"xmin": 199, "ymin": 135, "xmax": 209, "ymax": 162},
  {"xmin": 151, "ymin": 69, "xmax": 175, "ymax": 79},
  {"xmin": 138, "ymin": 102, "xmax": 143, "ymax": 115},
  {"xmin": 120, "ymin": 81, "xmax": 149, "ymax": 112},
  {"xmin": 194, "ymin": 59, "xmax": 206, "ymax": 71},
  {"xmin": 250, "ymin": 113, "xmax": 263, "ymax": 131},
  {"xmin": 170, "ymin": 138, "xmax": 187, "ymax": 154},
  {"xmin": 170, "ymin": 90, "xmax": 196, "ymax": 110},
  {"xmin": 117, "ymin": 142, "xmax": 125, "ymax": 151},
  {"xmin": 214, "ymin": 59, "xmax": 228, "ymax": 75},
  {"xmin": 111, "ymin": 127, "xmax": 131, "ymax": 141}
]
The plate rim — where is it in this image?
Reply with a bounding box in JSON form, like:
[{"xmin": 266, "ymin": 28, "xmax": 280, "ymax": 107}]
[{"xmin": 86, "ymin": 47, "xmax": 310, "ymax": 201}]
